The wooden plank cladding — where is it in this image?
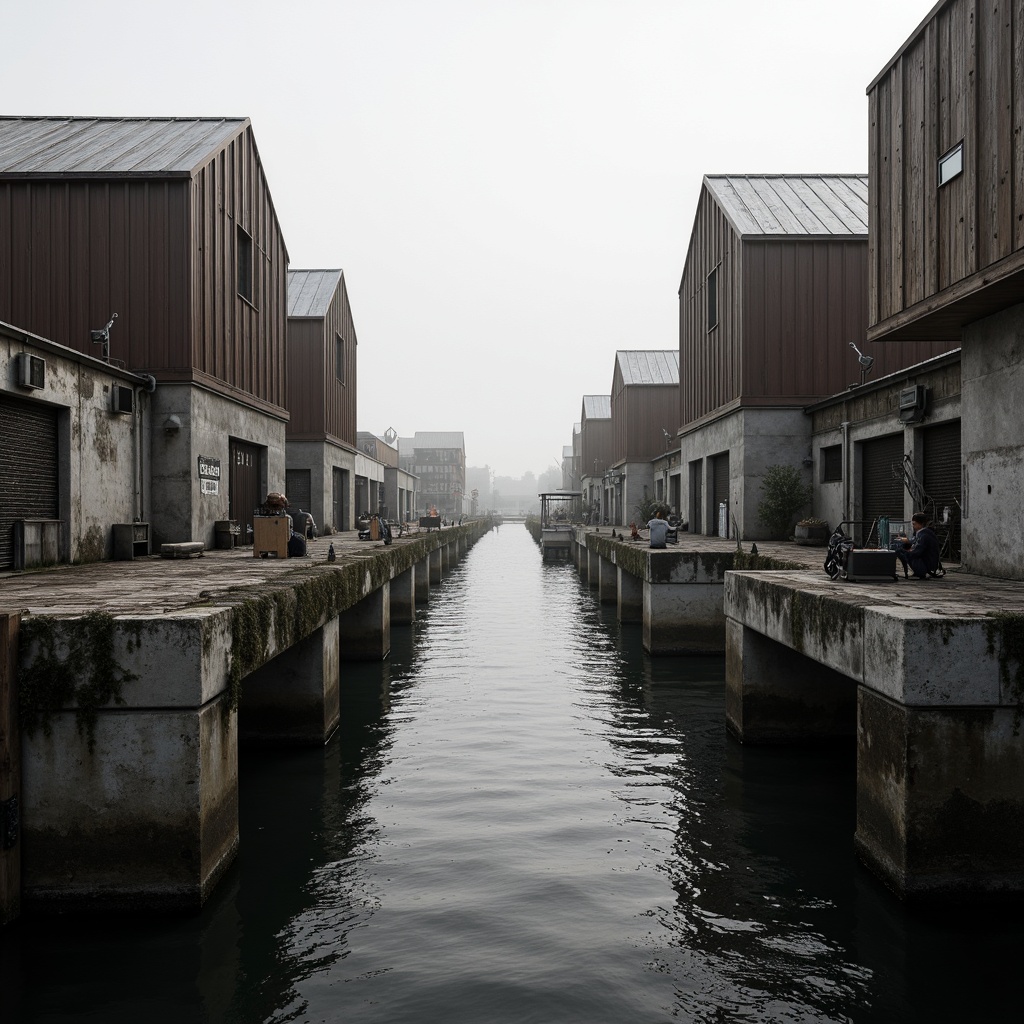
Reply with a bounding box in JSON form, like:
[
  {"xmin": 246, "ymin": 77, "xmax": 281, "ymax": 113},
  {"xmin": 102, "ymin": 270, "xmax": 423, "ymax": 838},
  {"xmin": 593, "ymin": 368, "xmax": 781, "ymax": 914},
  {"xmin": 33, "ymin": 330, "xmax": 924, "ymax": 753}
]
[
  {"xmin": 867, "ymin": 0, "xmax": 1024, "ymax": 343},
  {"xmin": 0, "ymin": 118, "xmax": 288, "ymax": 414},
  {"xmin": 678, "ymin": 175, "xmax": 954, "ymax": 430}
]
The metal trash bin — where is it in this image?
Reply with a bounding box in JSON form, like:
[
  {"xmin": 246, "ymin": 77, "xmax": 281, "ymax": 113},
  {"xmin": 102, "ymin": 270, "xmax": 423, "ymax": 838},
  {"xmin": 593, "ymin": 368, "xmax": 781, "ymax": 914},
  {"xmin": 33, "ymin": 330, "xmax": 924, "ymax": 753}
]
[{"xmin": 215, "ymin": 519, "xmax": 240, "ymax": 550}]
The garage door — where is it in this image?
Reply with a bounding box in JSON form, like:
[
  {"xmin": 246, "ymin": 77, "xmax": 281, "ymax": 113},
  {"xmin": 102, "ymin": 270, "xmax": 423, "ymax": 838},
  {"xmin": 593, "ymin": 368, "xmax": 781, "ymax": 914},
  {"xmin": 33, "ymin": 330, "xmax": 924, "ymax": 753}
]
[
  {"xmin": 861, "ymin": 433, "xmax": 904, "ymax": 544},
  {"xmin": 712, "ymin": 452, "xmax": 730, "ymax": 537},
  {"xmin": 923, "ymin": 420, "xmax": 961, "ymax": 561},
  {"xmin": 0, "ymin": 395, "xmax": 59, "ymax": 569}
]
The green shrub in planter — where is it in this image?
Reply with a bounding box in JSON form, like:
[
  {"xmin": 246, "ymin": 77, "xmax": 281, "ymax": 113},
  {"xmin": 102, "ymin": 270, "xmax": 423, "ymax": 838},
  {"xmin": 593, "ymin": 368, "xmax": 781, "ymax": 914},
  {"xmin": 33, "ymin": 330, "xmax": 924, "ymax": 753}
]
[{"xmin": 757, "ymin": 465, "xmax": 813, "ymax": 539}]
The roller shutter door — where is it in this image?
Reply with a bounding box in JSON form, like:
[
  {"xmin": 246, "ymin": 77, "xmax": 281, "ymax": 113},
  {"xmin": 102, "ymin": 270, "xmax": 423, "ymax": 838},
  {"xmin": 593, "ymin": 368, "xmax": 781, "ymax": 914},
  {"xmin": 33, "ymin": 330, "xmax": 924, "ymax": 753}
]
[
  {"xmin": 712, "ymin": 451, "xmax": 730, "ymax": 537},
  {"xmin": 861, "ymin": 433, "xmax": 904, "ymax": 543},
  {"xmin": 0, "ymin": 396, "xmax": 59, "ymax": 569},
  {"xmin": 923, "ymin": 420, "xmax": 961, "ymax": 561},
  {"xmin": 285, "ymin": 468, "xmax": 312, "ymax": 514}
]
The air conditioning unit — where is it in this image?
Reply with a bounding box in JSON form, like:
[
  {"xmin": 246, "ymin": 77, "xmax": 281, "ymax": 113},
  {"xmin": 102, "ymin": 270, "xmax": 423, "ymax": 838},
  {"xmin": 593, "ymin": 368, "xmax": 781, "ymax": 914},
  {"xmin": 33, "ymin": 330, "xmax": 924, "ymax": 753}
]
[
  {"xmin": 16, "ymin": 352, "xmax": 45, "ymax": 389},
  {"xmin": 111, "ymin": 385, "xmax": 135, "ymax": 414},
  {"xmin": 899, "ymin": 385, "xmax": 928, "ymax": 423}
]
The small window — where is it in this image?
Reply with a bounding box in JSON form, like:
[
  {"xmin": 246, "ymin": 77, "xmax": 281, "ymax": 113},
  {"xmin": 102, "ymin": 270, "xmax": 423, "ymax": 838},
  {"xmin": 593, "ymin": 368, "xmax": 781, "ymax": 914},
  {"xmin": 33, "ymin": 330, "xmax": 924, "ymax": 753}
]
[
  {"xmin": 938, "ymin": 142, "xmax": 963, "ymax": 186},
  {"xmin": 821, "ymin": 444, "xmax": 842, "ymax": 483},
  {"xmin": 707, "ymin": 267, "xmax": 718, "ymax": 332},
  {"xmin": 335, "ymin": 333, "xmax": 346, "ymax": 384},
  {"xmin": 237, "ymin": 227, "xmax": 253, "ymax": 303}
]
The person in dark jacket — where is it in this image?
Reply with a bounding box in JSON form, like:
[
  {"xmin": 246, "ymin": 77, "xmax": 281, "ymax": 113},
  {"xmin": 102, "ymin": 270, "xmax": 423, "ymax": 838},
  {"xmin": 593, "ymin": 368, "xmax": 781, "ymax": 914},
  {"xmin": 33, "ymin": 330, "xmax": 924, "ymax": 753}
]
[{"xmin": 895, "ymin": 513, "xmax": 940, "ymax": 579}]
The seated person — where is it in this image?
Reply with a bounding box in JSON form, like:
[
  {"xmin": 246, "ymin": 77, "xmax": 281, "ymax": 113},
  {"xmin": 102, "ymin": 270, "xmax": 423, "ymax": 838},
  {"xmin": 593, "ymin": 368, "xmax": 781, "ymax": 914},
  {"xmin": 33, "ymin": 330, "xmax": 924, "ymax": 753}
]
[
  {"xmin": 894, "ymin": 513, "xmax": 940, "ymax": 579},
  {"xmin": 648, "ymin": 509, "xmax": 669, "ymax": 549}
]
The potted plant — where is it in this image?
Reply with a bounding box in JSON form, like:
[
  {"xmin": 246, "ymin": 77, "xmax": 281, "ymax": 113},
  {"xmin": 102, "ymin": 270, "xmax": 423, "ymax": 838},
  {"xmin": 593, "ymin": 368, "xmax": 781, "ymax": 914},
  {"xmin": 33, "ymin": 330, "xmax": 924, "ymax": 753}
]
[{"xmin": 794, "ymin": 517, "xmax": 830, "ymax": 545}]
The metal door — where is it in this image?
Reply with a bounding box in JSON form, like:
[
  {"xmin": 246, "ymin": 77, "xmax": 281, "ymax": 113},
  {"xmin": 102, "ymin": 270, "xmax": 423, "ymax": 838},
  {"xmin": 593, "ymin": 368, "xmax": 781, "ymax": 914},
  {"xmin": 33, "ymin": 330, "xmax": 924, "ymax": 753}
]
[
  {"xmin": 229, "ymin": 439, "xmax": 262, "ymax": 545},
  {"xmin": 712, "ymin": 452, "xmax": 730, "ymax": 536},
  {"xmin": 286, "ymin": 469, "xmax": 312, "ymax": 514},
  {"xmin": 333, "ymin": 467, "xmax": 349, "ymax": 532},
  {"xmin": 923, "ymin": 420, "xmax": 962, "ymax": 560},
  {"xmin": 861, "ymin": 433, "xmax": 904, "ymax": 544},
  {"xmin": 0, "ymin": 395, "xmax": 59, "ymax": 569}
]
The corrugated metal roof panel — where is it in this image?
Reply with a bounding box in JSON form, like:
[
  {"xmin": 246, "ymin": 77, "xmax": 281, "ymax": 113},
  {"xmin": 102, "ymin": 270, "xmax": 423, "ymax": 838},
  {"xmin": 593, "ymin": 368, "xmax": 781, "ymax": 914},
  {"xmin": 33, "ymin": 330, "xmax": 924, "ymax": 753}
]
[
  {"xmin": 705, "ymin": 174, "xmax": 868, "ymax": 237},
  {"xmin": 0, "ymin": 117, "xmax": 248, "ymax": 176},
  {"xmin": 616, "ymin": 350, "xmax": 680, "ymax": 386},
  {"xmin": 583, "ymin": 395, "xmax": 611, "ymax": 419},
  {"xmin": 413, "ymin": 431, "xmax": 465, "ymax": 450},
  {"xmin": 288, "ymin": 269, "xmax": 344, "ymax": 318}
]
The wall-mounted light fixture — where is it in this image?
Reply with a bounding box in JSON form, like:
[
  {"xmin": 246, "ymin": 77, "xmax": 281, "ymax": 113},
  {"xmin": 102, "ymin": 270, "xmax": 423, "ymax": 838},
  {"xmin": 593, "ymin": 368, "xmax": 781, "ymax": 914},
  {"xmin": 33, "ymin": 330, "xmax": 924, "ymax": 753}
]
[{"xmin": 163, "ymin": 414, "xmax": 182, "ymax": 436}]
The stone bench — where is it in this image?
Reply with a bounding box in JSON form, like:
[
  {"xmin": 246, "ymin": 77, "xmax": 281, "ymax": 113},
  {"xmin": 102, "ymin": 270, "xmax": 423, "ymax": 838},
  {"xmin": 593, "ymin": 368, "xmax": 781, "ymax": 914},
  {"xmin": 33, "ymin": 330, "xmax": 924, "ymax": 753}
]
[{"xmin": 159, "ymin": 542, "xmax": 205, "ymax": 559}]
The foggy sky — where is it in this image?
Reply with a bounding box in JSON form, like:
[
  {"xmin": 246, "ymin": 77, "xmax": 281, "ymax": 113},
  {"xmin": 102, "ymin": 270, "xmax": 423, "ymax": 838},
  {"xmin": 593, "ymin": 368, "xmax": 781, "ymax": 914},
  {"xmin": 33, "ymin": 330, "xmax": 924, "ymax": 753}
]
[{"xmin": 6, "ymin": 0, "xmax": 931, "ymax": 478}]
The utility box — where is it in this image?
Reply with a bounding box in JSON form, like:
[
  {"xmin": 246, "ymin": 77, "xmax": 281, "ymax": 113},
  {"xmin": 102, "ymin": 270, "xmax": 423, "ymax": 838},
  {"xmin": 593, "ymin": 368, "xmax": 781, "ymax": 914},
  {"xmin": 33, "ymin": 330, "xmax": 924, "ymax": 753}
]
[
  {"xmin": 214, "ymin": 520, "xmax": 240, "ymax": 550},
  {"xmin": 112, "ymin": 523, "xmax": 150, "ymax": 561},
  {"xmin": 843, "ymin": 549, "xmax": 897, "ymax": 582}
]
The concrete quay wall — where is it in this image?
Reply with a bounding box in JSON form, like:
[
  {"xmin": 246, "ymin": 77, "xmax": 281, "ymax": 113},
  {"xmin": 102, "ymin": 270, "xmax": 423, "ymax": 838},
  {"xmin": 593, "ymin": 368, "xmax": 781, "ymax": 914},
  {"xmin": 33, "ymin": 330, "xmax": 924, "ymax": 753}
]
[
  {"xmin": 724, "ymin": 570, "xmax": 1024, "ymax": 901},
  {"xmin": 16, "ymin": 520, "xmax": 490, "ymax": 914}
]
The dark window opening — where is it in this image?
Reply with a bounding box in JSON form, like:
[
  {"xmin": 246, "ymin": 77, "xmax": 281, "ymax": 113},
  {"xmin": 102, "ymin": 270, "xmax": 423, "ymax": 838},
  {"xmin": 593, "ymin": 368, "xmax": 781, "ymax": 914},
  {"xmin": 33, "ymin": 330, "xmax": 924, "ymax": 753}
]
[
  {"xmin": 821, "ymin": 444, "xmax": 842, "ymax": 483},
  {"xmin": 237, "ymin": 227, "xmax": 253, "ymax": 304},
  {"xmin": 707, "ymin": 267, "xmax": 718, "ymax": 332}
]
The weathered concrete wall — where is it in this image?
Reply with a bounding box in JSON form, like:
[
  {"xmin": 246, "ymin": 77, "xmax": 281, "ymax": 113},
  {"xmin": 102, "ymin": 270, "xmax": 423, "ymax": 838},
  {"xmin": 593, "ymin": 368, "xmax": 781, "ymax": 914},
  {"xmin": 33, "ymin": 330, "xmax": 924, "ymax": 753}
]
[
  {"xmin": 285, "ymin": 437, "xmax": 356, "ymax": 534},
  {"xmin": 679, "ymin": 407, "xmax": 812, "ymax": 540},
  {"xmin": 962, "ymin": 304, "xmax": 1024, "ymax": 578},
  {"xmin": 0, "ymin": 326, "xmax": 150, "ymax": 564},
  {"xmin": 151, "ymin": 384, "xmax": 287, "ymax": 548}
]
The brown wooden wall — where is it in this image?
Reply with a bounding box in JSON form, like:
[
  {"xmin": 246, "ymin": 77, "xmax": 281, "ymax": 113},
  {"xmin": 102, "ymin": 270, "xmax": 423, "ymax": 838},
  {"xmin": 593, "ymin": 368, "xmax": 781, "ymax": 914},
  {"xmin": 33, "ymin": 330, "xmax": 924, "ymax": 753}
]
[
  {"xmin": 679, "ymin": 188, "xmax": 740, "ymax": 427},
  {"xmin": 680, "ymin": 184, "xmax": 956, "ymax": 428},
  {"xmin": 581, "ymin": 418, "xmax": 614, "ymax": 476},
  {"xmin": 190, "ymin": 125, "xmax": 288, "ymax": 412},
  {"xmin": 611, "ymin": 378, "xmax": 678, "ymax": 464},
  {"xmin": 286, "ymin": 276, "xmax": 357, "ymax": 446},
  {"xmin": 868, "ymin": 0, "xmax": 1024, "ymax": 338},
  {"xmin": 0, "ymin": 125, "xmax": 288, "ymax": 414}
]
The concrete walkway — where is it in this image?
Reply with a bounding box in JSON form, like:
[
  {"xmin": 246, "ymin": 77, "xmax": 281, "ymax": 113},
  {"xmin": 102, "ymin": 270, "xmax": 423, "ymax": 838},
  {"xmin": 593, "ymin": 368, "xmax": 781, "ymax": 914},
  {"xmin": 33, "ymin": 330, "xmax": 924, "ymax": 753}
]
[{"xmin": 0, "ymin": 526, "xmax": 450, "ymax": 618}]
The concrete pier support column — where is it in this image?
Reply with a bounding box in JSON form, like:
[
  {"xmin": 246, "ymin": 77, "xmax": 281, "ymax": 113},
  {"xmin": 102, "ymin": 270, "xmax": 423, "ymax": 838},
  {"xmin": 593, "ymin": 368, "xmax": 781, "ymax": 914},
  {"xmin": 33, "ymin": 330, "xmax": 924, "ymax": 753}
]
[
  {"xmin": 339, "ymin": 585, "xmax": 390, "ymax": 661},
  {"xmin": 415, "ymin": 556, "xmax": 431, "ymax": 603},
  {"xmin": 617, "ymin": 567, "xmax": 643, "ymax": 623},
  {"xmin": 22, "ymin": 698, "xmax": 238, "ymax": 912},
  {"xmin": 240, "ymin": 618, "xmax": 340, "ymax": 745},
  {"xmin": 724, "ymin": 618, "xmax": 856, "ymax": 742},
  {"xmin": 429, "ymin": 547, "xmax": 443, "ymax": 585},
  {"xmin": 441, "ymin": 542, "xmax": 452, "ymax": 574},
  {"xmin": 644, "ymin": 581, "xmax": 726, "ymax": 654},
  {"xmin": 855, "ymin": 688, "xmax": 1024, "ymax": 898},
  {"xmin": 586, "ymin": 547, "xmax": 599, "ymax": 588},
  {"xmin": 598, "ymin": 555, "xmax": 617, "ymax": 604},
  {"xmin": 391, "ymin": 565, "xmax": 416, "ymax": 624}
]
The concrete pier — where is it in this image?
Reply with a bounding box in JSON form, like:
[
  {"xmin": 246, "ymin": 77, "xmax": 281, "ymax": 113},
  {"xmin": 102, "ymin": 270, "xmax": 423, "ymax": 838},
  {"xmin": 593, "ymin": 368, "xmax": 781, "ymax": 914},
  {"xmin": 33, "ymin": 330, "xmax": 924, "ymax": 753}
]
[
  {"xmin": 391, "ymin": 565, "xmax": 416, "ymax": 624},
  {"xmin": 724, "ymin": 569, "xmax": 1024, "ymax": 899},
  {"xmin": 5, "ymin": 520, "xmax": 490, "ymax": 913}
]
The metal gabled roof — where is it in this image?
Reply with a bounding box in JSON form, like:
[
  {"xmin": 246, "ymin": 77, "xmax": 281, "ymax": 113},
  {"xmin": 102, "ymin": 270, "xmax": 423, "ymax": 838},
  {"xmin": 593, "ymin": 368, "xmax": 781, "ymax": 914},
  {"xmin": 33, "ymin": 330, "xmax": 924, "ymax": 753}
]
[
  {"xmin": 0, "ymin": 116, "xmax": 249, "ymax": 177},
  {"xmin": 582, "ymin": 395, "xmax": 611, "ymax": 420},
  {"xmin": 705, "ymin": 174, "xmax": 868, "ymax": 238},
  {"xmin": 615, "ymin": 350, "xmax": 679, "ymax": 386},
  {"xmin": 288, "ymin": 269, "xmax": 344, "ymax": 318}
]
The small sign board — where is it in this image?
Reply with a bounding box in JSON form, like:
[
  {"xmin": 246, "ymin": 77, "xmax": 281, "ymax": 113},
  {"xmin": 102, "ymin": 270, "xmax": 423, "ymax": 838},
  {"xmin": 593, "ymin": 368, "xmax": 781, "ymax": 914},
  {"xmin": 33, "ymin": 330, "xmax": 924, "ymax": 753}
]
[{"xmin": 198, "ymin": 456, "xmax": 220, "ymax": 496}]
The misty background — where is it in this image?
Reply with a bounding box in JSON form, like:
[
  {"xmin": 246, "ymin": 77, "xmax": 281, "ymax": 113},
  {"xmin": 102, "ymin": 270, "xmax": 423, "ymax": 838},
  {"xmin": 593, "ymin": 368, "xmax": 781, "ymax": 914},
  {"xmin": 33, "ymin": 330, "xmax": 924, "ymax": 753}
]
[{"xmin": 5, "ymin": 0, "xmax": 930, "ymax": 481}]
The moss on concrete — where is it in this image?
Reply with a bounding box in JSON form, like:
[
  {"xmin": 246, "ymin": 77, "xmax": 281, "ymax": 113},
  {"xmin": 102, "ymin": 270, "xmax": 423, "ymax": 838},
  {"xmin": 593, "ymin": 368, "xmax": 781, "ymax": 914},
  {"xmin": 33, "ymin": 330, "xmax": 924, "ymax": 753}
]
[{"xmin": 19, "ymin": 611, "xmax": 139, "ymax": 751}]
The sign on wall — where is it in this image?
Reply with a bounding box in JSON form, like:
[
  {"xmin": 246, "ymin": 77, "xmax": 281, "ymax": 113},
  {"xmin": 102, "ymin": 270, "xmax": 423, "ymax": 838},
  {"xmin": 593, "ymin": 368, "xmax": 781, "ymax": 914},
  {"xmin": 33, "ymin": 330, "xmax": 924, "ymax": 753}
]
[{"xmin": 198, "ymin": 456, "xmax": 221, "ymax": 495}]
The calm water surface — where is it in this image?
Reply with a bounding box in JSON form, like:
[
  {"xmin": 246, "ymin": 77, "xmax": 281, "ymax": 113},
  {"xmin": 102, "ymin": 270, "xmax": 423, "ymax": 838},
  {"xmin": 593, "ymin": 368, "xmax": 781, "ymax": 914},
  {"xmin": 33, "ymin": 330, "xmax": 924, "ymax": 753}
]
[{"xmin": 3, "ymin": 525, "xmax": 1022, "ymax": 1023}]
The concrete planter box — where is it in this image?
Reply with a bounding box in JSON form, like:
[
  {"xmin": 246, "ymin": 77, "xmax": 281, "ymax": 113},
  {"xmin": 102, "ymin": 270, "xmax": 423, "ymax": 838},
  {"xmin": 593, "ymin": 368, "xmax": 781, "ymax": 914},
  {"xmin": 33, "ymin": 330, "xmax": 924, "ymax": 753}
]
[{"xmin": 794, "ymin": 523, "xmax": 829, "ymax": 546}]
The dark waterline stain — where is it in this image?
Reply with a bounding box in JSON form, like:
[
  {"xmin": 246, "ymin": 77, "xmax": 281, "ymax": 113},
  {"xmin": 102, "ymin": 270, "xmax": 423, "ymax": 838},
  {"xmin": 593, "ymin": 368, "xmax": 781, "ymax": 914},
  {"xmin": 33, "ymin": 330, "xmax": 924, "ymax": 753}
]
[{"xmin": 2, "ymin": 526, "xmax": 1022, "ymax": 1023}]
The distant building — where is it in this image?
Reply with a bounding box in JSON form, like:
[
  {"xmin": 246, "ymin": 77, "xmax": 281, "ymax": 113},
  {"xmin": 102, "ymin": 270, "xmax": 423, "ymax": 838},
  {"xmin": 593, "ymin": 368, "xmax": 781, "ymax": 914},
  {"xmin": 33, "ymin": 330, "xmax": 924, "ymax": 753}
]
[
  {"xmin": 0, "ymin": 116, "xmax": 290, "ymax": 554},
  {"xmin": 286, "ymin": 269, "xmax": 358, "ymax": 532},
  {"xmin": 357, "ymin": 430, "xmax": 417, "ymax": 522},
  {"xmin": 676, "ymin": 173, "xmax": 954, "ymax": 539},
  {"xmin": 399, "ymin": 432, "xmax": 466, "ymax": 516},
  {"xmin": 578, "ymin": 395, "xmax": 612, "ymax": 522},
  {"xmin": 609, "ymin": 350, "xmax": 679, "ymax": 524}
]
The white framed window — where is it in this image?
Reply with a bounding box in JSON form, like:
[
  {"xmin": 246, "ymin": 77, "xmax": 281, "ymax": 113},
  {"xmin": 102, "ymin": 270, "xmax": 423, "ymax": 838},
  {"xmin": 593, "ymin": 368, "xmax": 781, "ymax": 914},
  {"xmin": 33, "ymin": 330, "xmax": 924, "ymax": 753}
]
[{"xmin": 938, "ymin": 142, "xmax": 963, "ymax": 186}]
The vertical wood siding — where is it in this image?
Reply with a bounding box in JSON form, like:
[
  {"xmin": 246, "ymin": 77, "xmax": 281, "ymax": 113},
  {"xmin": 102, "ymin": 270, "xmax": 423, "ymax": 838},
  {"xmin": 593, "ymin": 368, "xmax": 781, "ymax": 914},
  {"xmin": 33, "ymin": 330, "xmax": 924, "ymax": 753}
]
[
  {"xmin": 679, "ymin": 188, "xmax": 739, "ymax": 426},
  {"xmin": 286, "ymin": 275, "xmax": 357, "ymax": 446},
  {"xmin": 0, "ymin": 124, "xmax": 287, "ymax": 413},
  {"xmin": 869, "ymin": 0, "xmax": 1024, "ymax": 329}
]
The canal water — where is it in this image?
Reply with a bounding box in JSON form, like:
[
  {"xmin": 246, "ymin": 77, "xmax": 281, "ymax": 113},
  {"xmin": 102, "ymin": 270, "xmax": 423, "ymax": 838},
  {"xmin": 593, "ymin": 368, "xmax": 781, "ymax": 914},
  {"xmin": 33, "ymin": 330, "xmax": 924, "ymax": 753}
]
[{"xmin": 2, "ymin": 524, "xmax": 1022, "ymax": 1023}]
